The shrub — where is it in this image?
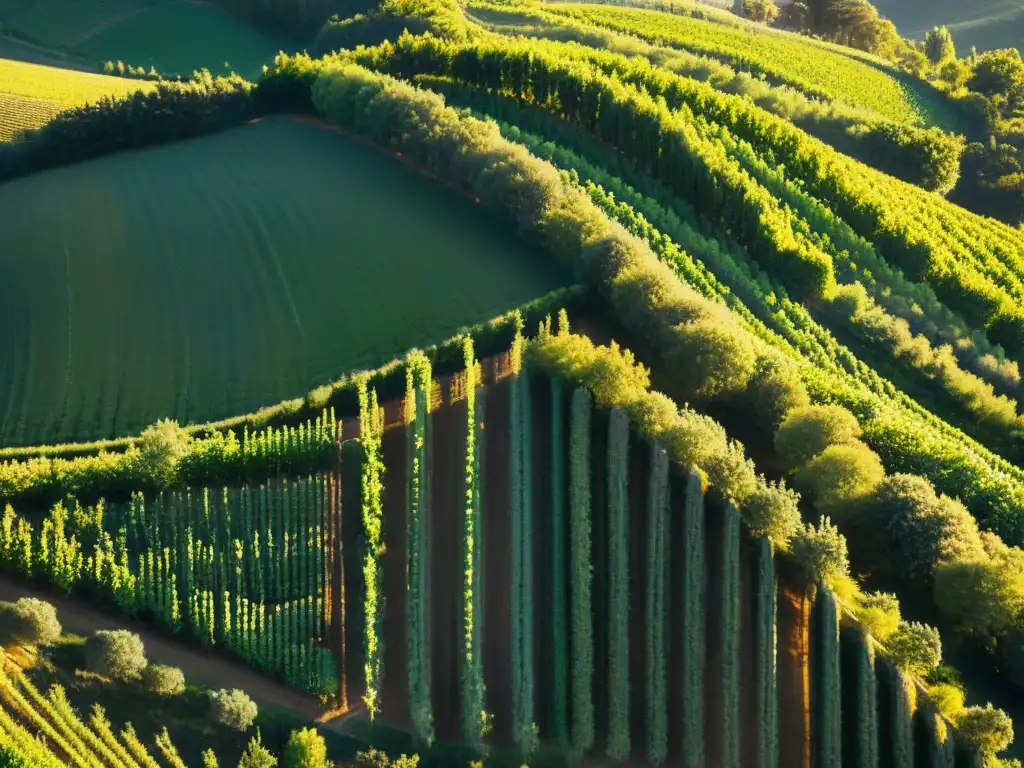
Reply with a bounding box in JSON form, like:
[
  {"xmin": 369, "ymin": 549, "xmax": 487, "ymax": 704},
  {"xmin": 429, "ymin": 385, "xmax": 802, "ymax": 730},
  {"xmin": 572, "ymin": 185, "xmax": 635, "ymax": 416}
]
[
  {"xmin": 238, "ymin": 733, "xmax": 277, "ymax": 768},
  {"xmin": 885, "ymin": 621, "xmax": 941, "ymax": 677},
  {"xmin": 793, "ymin": 443, "xmax": 885, "ymax": 512},
  {"xmin": 935, "ymin": 534, "xmax": 1024, "ymax": 639},
  {"xmin": 135, "ymin": 420, "xmax": 191, "ymax": 487},
  {"xmin": 775, "ymin": 405, "xmax": 863, "ymax": 469},
  {"xmin": 141, "ymin": 664, "xmax": 186, "ymax": 696},
  {"xmin": 209, "ymin": 689, "xmax": 258, "ymax": 731},
  {"xmin": 352, "ymin": 750, "xmax": 420, "ymax": 768},
  {"xmin": 856, "ymin": 592, "xmax": 900, "ymax": 643},
  {"xmin": 740, "ymin": 479, "xmax": 801, "ymax": 544},
  {"xmin": 739, "ymin": 0, "xmax": 779, "ymax": 23},
  {"xmin": 790, "ymin": 516, "xmax": 849, "ymax": 586},
  {"xmin": 955, "ymin": 704, "xmax": 1014, "ymax": 757},
  {"xmin": 666, "ymin": 317, "xmax": 757, "ymax": 400},
  {"xmin": 0, "ymin": 598, "xmax": 61, "ymax": 648},
  {"xmin": 85, "ymin": 630, "xmax": 147, "ymax": 681},
  {"xmin": 282, "ymin": 728, "xmax": 328, "ymax": 768},
  {"xmin": 745, "ymin": 352, "xmax": 810, "ymax": 430},
  {"xmin": 873, "ymin": 474, "xmax": 985, "ymax": 582},
  {"xmin": 928, "ymin": 683, "xmax": 965, "ymax": 720}
]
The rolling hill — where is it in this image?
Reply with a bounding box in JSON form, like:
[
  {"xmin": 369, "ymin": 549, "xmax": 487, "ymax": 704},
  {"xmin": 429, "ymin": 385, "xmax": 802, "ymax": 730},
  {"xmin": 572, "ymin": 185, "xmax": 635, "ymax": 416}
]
[{"xmin": 873, "ymin": 0, "xmax": 1024, "ymax": 55}]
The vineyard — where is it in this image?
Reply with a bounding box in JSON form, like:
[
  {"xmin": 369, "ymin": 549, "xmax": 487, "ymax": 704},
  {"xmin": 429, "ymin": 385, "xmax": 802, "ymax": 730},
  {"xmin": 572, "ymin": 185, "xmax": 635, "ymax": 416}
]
[
  {"xmin": 6, "ymin": 0, "xmax": 1024, "ymax": 764},
  {"xmin": 544, "ymin": 2, "xmax": 944, "ymax": 124},
  {"xmin": 0, "ymin": 57, "xmax": 150, "ymax": 141}
]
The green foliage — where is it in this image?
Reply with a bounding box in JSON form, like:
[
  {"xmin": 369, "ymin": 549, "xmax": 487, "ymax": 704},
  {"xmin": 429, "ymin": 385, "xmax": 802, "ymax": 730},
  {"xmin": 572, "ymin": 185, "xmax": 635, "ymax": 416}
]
[
  {"xmin": 0, "ymin": 71, "xmax": 255, "ymax": 183},
  {"xmin": 282, "ymin": 728, "xmax": 328, "ymax": 768},
  {"xmin": 738, "ymin": 0, "xmax": 779, "ymax": 24},
  {"xmin": 878, "ymin": 659, "xmax": 914, "ymax": 768},
  {"xmin": 359, "ymin": 383, "xmax": 385, "ymax": 717},
  {"xmin": 351, "ymin": 750, "xmax": 420, "ymax": 768},
  {"xmin": 134, "ymin": 420, "xmax": 192, "ymax": 487},
  {"xmin": 956, "ymin": 705, "xmax": 1015, "ymax": 758},
  {"xmin": 791, "ymin": 517, "xmax": 849, "ymax": 587},
  {"xmin": 840, "ymin": 625, "xmax": 877, "ymax": 768},
  {"xmin": 667, "ymin": 317, "xmax": 757, "ymax": 400},
  {"xmin": 509, "ymin": 370, "xmax": 537, "ymax": 757},
  {"xmin": 812, "ymin": 587, "xmax": 841, "ymax": 768},
  {"xmin": 550, "ymin": 376, "xmax": 569, "ymax": 746},
  {"xmin": 754, "ymin": 537, "xmax": 778, "ymax": 768},
  {"xmin": 886, "ymin": 621, "xmax": 942, "ymax": 678},
  {"xmin": 204, "ymin": 749, "xmax": 221, "ymax": 768},
  {"xmin": 141, "ymin": 664, "xmax": 186, "ymax": 696},
  {"xmin": 406, "ymin": 354, "xmax": 433, "ymax": 746},
  {"xmin": 568, "ymin": 386, "xmax": 594, "ymax": 754},
  {"xmin": 645, "ymin": 444, "xmax": 669, "ymax": 765},
  {"xmin": 606, "ymin": 407, "xmax": 630, "ymax": 761},
  {"xmin": 85, "ymin": 630, "xmax": 146, "ymax": 681},
  {"xmin": 740, "ymin": 481, "xmax": 802, "ymax": 544},
  {"xmin": 934, "ymin": 538, "xmax": 1024, "ymax": 639},
  {"xmin": 929, "ymin": 684, "xmax": 966, "ymax": 721},
  {"xmin": 719, "ymin": 503, "xmax": 741, "ymax": 768},
  {"xmin": 924, "ymin": 27, "xmax": 956, "ymax": 66},
  {"xmin": 775, "ymin": 405, "xmax": 863, "ymax": 470},
  {"xmin": 209, "ymin": 689, "xmax": 258, "ymax": 732},
  {"xmin": 856, "ymin": 592, "xmax": 901, "ymax": 644},
  {"xmin": 461, "ymin": 340, "xmax": 486, "ymax": 745},
  {"xmin": 793, "ymin": 443, "xmax": 885, "ymax": 512},
  {"xmin": 0, "ymin": 598, "xmax": 61, "ymax": 648},
  {"xmin": 968, "ymin": 49, "xmax": 1024, "ymax": 98},
  {"xmin": 237, "ymin": 732, "xmax": 278, "ymax": 768},
  {"xmin": 682, "ymin": 471, "xmax": 705, "ymax": 768}
]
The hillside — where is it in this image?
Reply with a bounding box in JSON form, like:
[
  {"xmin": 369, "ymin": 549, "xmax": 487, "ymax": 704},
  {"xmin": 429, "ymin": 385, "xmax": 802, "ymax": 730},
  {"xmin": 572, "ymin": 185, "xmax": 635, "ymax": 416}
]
[
  {"xmin": 3, "ymin": 0, "xmax": 1024, "ymax": 766},
  {"xmin": 873, "ymin": 0, "xmax": 1024, "ymax": 55},
  {"xmin": 0, "ymin": 115, "xmax": 565, "ymax": 445},
  {"xmin": 0, "ymin": 55, "xmax": 151, "ymax": 140}
]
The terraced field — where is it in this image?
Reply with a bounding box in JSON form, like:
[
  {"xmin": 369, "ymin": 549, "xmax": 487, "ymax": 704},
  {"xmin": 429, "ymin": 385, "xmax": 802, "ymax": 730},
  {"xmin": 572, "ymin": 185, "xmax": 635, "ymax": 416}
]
[
  {"xmin": 0, "ymin": 116, "xmax": 567, "ymax": 445},
  {"xmin": 546, "ymin": 2, "xmax": 957, "ymax": 126},
  {"xmin": 0, "ymin": 57, "xmax": 150, "ymax": 140}
]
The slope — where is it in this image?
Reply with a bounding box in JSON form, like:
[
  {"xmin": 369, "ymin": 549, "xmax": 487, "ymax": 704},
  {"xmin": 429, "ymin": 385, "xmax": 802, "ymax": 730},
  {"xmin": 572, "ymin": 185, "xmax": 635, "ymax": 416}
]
[
  {"xmin": 873, "ymin": 0, "xmax": 1024, "ymax": 55},
  {"xmin": 0, "ymin": 115, "xmax": 567, "ymax": 446},
  {"xmin": 0, "ymin": 56, "xmax": 151, "ymax": 140}
]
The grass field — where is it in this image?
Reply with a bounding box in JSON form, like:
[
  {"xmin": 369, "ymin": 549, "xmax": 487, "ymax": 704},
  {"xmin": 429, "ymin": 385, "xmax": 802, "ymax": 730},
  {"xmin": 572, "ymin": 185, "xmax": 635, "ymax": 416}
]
[
  {"xmin": 545, "ymin": 2, "xmax": 955, "ymax": 126},
  {"xmin": 0, "ymin": 0, "xmax": 284, "ymax": 78},
  {"xmin": 873, "ymin": 0, "xmax": 1024, "ymax": 54},
  {"xmin": 0, "ymin": 116, "xmax": 566, "ymax": 446},
  {"xmin": 0, "ymin": 56, "xmax": 151, "ymax": 140}
]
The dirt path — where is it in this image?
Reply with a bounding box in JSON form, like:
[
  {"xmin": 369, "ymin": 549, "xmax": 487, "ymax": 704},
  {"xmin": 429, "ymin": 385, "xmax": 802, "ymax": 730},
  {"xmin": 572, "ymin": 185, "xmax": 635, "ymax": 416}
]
[{"xmin": 0, "ymin": 577, "xmax": 354, "ymax": 730}]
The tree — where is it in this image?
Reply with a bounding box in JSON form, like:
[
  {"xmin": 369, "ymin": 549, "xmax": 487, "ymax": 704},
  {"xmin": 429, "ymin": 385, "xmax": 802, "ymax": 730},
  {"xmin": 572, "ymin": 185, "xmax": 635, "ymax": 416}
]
[
  {"xmin": 740, "ymin": 480, "xmax": 801, "ymax": 544},
  {"xmin": 924, "ymin": 26, "xmax": 956, "ymax": 66},
  {"xmin": 885, "ymin": 621, "xmax": 941, "ymax": 677},
  {"xmin": 666, "ymin": 317, "xmax": 757, "ymax": 400},
  {"xmin": 775, "ymin": 404, "xmax": 862, "ymax": 469},
  {"xmin": 777, "ymin": 1, "xmax": 810, "ymax": 33},
  {"xmin": 0, "ymin": 599, "xmax": 61, "ymax": 648},
  {"xmin": 282, "ymin": 728, "xmax": 328, "ymax": 768},
  {"xmin": 857, "ymin": 592, "xmax": 900, "ymax": 643},
  {"xmin": 739, "ymin": 0, "xmax": 779, "ymax": 24},
  {"xmin": 135, "ymin": 420, "xmax": 191, "ymax": 487},
  {"xmin": 955, "ymin": 704, "xmax": 1014, "ymax": 758},
  {"xmin": 141, "ymin": 664, "xmax": 186, "ymax": 696},
  {"xmin": 793, "ymin": 443, "xmax": 885, "ymax": 512},
  {"xmin": 968, "ymin": 49, "xmax": 1024, "ymax": 97},
  {"xmin": 85, "ymin": 630, "xmax": 147, "ymax": 681},
  {"xmin": 209, "ymin": 689, "xmax": 258, "ymax": 731},
  {"xmin": 933, "ymin": 550, "xmax": 1024, "ymax": 639},
  {"xmin": 790, "ymin": 517, "xmax": 849, "ymax": 585},
  {"xmin": 352, "ymin": 751, "xmax": 420, "ymax": 768},
  {"xmin": 238, "ymin": 733, "xmax": 277, "ymax": 768}
]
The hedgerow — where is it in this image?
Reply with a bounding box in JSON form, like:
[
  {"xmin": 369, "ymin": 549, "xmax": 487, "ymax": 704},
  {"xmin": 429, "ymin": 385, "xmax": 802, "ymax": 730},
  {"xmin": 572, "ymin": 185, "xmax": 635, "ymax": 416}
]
[
  {"xmin": 568, "ymin": 385, "xmax": 594, "ymax": 754},
  {"xmin": 645, "ymin": 444, "xmax": 669, "ymax": 765},
  {"xmin": 605, "ymin": 407, "xmax": 630, "ymax": 761}
]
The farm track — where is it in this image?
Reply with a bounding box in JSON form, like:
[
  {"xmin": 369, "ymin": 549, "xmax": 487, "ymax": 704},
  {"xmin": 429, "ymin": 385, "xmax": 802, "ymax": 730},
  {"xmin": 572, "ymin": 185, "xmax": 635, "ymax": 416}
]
[{"xmin": 0, "ymin": 577, "xmax": 343, "ymax": 729}]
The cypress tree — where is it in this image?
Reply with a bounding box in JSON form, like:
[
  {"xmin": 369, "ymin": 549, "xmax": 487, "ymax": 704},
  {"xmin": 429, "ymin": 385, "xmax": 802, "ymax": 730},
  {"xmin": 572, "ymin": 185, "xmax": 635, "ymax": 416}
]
[
  {"xmin": 812, "ymin": 587, "xmax": 841, "ymax": 768},
  {"xmin": 569, "ymin": 386, "xmax": 594, "ymax": 754},
  {"xmin": 606, "ymin": 407, "xmax": 630, "ymax": 762},
  {"xmin": 408, "ymin": 355, "xmax": 434, "ymax": 745},
  {"xmin": 720, "ymin": 503, "xmax": 741, "ymax": 768},
  {"xmin": 755, "ymin": 538, "xmax": 778, "ymax": 768},
  {"xmin": 550, "ymin": 376, "xmax": 569, "ymax": 747},
  {"xmin": 682, "ymin": 471, "xmax": 705, "ymax": 768}
]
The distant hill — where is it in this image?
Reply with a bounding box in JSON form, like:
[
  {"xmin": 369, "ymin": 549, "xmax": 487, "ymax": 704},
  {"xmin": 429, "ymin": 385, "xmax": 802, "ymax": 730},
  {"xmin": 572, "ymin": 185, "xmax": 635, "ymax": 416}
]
[{"xmin": 872, "ymin": 0, "xmax": 1024, "ymax": 54}]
